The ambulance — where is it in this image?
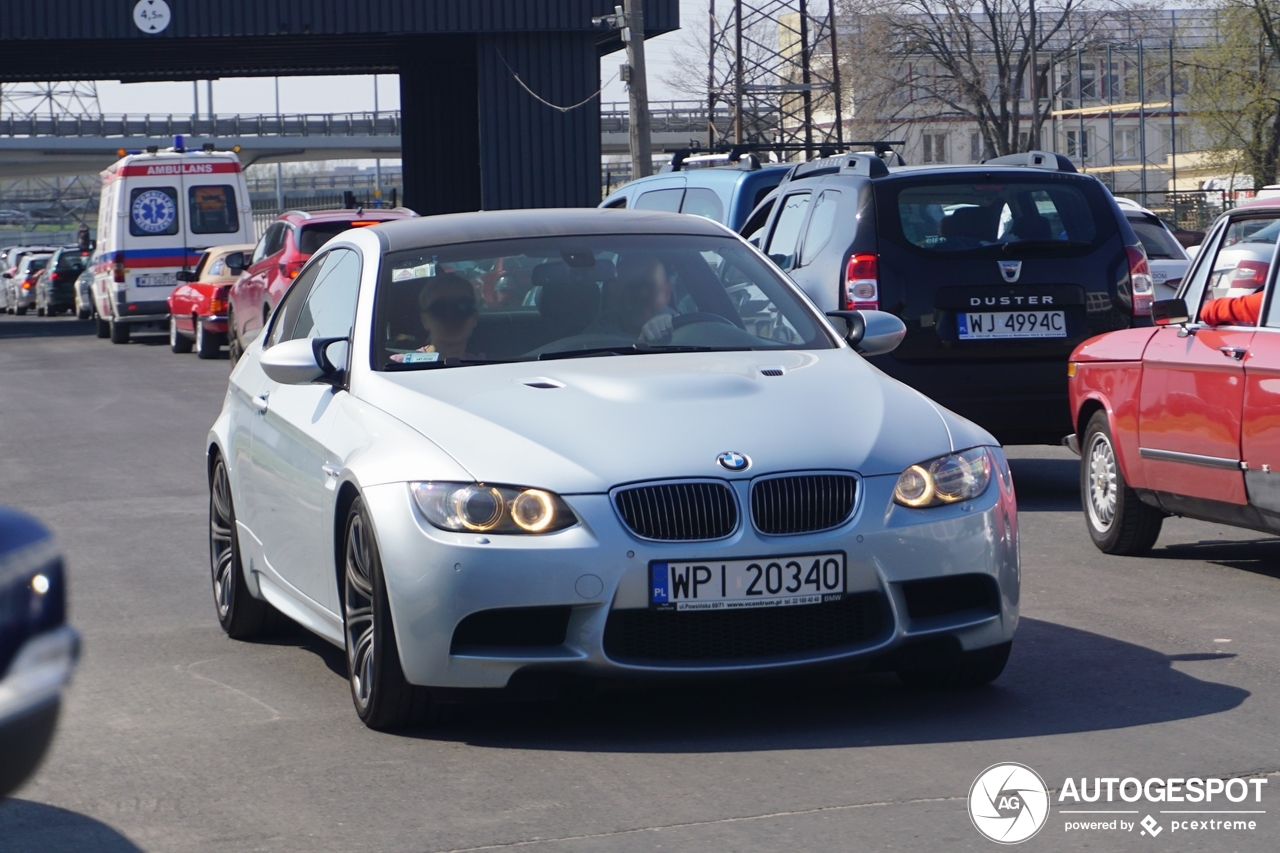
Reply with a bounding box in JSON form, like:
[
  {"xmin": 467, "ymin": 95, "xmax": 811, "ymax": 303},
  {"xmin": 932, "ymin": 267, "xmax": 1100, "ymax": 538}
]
[{"xmin": 92, "ymin": 140, "xmax": 253, "ymax": 343}]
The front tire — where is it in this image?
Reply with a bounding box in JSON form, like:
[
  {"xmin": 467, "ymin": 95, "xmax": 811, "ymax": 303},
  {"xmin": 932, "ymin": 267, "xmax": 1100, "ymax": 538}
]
[
  {"xmin": 1082, "ymin": 411, "xmax": 1163, "ymax": 555},
  {"xmin": 343, "ymin": 498, "xmax": 431, "ymax": 730},
  {"xmin": 209, "ymin": 456, "xmax": 279, "ymax": 639}
]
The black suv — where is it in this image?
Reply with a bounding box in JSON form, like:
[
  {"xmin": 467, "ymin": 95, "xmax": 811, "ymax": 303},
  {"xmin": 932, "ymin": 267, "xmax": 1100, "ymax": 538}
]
[{"xmin": 740, "ymin": 151, "xmax": 1151, "ymax": 445}]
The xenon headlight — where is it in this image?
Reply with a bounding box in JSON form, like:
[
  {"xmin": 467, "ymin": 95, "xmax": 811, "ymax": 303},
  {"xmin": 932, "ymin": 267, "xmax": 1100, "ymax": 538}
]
[
  {"xmin": 893, "ymin": 447, "xmax": 993, "ymax": 508},
  {"xmin": 411, "ymin": 482, "xmax": 576, "ymax": 534}
]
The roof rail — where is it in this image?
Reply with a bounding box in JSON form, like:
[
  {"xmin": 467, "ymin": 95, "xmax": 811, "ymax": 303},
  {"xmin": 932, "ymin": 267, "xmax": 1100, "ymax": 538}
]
[
  {"xmin": 790, "ymin": 152, "xmax": 889, "ymax": 181},
  {"xmin": 981, "ymin": 150, "xmax": 1077, "ymax": 173}
]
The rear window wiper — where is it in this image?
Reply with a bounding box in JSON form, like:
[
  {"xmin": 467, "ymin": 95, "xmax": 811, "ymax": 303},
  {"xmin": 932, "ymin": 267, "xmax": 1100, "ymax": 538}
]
[{"xmin": 1002, "ymin": 239, "xmax": 1093, "ymax": 253}]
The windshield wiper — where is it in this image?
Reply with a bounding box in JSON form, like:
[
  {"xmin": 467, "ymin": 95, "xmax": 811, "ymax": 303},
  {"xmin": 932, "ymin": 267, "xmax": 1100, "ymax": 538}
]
[
  {"xmin": 1002, "ymin": 239, "xmax": 1092, "ymax": 253},
  {"xmin": 384, "ymin": 357, "xmax": 516, "ymax": 371},
  {"xmin": 538, "ymin": 344, "xmax": 754, "ymax": 361}
]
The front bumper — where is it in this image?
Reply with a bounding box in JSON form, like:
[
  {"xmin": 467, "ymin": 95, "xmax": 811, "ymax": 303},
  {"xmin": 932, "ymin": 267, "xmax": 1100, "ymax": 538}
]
[
  {"xmin": 0, "ymin": 625, "xmax": 79, "ymax": 796},
  {"xmin": 363, "ymin": 454, "xmax": 1020, "ymax": 689}
]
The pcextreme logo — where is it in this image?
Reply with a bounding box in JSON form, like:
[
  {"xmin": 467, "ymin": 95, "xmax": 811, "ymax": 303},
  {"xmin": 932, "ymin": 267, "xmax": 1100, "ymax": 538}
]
[{"xmin": 969, "ymin": 763, "xmax": 1270, "ymax": 844}]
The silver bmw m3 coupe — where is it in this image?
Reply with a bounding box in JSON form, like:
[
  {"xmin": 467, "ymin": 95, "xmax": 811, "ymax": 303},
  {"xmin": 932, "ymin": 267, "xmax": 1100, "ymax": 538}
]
[{"xmin": 206, "ymin": 209, "xmax": 1019, "ymax": 729}]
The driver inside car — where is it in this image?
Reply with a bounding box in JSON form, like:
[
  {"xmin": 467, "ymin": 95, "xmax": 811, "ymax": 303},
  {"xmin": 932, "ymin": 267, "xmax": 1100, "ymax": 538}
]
[
  {"xmin": 1201, "ymin": 286, "xmax": 1265, "ymax": 327},
  {"xmin": 588, "ymin": 255, "xmax": 677, "ymax": 342},
  {"xmin": 390, "ymin": 272, "xmax": 481, "ymax": 362}
]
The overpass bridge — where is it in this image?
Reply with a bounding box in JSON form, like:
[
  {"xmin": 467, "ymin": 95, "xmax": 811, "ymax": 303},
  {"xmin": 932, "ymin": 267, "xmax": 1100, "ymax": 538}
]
[
  {"xmin": 0, "ymin": 110, "xmax": 403, "ymax": 179},
  {"xmin": 0, "ymin": 102, "xmax": 768, "ymax": 178}
]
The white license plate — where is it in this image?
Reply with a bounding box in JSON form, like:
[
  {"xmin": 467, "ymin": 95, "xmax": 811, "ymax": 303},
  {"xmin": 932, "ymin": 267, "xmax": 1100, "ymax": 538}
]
[
  {"xmin": 958, "ymin": 310, "xmax": 1065, "ymax": 339},
  {"xmin": 136, "ymin": 273, "xmax": 177, "ymax": 288},
  {"xmin": 650, "ymin": 553, "xmax": 846, "ymax": 611}
]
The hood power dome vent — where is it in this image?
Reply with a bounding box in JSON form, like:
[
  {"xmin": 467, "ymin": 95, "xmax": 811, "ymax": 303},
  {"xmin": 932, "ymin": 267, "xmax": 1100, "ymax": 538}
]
[
  {"xmin": 759, "ymin": 367, "xmax": 785, "ymax": 377},
  {"xmin": 521, "ymin": 378, "xmax": 565, "ymax": 389}
]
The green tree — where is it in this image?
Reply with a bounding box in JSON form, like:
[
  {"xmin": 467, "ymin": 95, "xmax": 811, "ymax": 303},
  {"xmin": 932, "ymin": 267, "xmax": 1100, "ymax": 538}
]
[{"xmin": 1186, "ymin": 1, "xmax": 1280, "ymax": 190}]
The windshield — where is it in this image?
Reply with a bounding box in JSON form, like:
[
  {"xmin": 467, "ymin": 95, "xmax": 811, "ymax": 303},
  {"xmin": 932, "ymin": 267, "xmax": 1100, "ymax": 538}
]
[
  {"xmin": 1128, "ymin": 216, "xmax": 1185, "ymax": 260},
  {"xmin": 884, "ymin": 177, "xmax": 1111, "ymax": 257},
  {"xmin": 372, "ymin": 234, "xmax": 833, "ymax": 369}
]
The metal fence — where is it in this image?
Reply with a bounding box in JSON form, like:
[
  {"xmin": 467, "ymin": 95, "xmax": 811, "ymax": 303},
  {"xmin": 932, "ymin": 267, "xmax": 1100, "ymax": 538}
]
[
  {"xmin": 0, "ymin": 228, "xmax": 83, "ymax": 249},
  {"xmin": 1113, "ymin": 189, "xmax": 1239, "ymax": 233}
]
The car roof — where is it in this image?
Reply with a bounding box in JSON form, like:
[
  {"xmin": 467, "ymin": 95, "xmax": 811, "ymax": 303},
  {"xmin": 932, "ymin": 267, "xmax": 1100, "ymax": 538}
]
[
  {"xmin": 374, "ymin": 208, "xmax": 730, "ymax": 252},
  {"xmin": 277, "ymin": 208, "xmax": 414, "ymax": 225}
]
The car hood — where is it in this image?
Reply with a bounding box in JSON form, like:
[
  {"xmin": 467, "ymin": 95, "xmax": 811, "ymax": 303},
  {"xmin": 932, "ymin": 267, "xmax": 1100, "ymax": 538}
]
[{"xmin": 358, "ymin": 349, "xmax": 974, "ymax": 494}]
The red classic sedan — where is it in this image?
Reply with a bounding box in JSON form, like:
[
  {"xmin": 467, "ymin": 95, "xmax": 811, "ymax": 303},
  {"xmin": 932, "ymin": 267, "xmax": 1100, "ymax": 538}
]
[
  {"xmin": 1067, "ymin": 203, "xmax": 1280, "ymax": 554},
  {"xmin": 168, "ymin": 243, "xmax": 254, "ymax": 359}
]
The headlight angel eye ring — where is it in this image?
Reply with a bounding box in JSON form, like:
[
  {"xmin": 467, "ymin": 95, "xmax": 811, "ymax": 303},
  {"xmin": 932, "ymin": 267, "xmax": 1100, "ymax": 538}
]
[
  {"xmin": 893, "ymin": 448, "xmax": 993, "ymax": 508},
  {"xmin": 411, "ymin": 482, "xmax": 576, "ymax": 534}
]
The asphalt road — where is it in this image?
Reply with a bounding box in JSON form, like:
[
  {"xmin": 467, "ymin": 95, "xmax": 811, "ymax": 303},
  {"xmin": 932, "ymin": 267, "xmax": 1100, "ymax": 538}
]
[{"xmin": 2, "ymin": 313, "xmax": 1279, "ymax": 853}]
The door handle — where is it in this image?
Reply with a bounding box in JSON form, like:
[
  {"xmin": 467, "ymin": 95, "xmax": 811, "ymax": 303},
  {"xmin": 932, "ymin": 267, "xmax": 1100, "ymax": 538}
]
[
  {"xmin": 1219, "ymin": 346, "xmax": 1248, "ymax": 360},
  {"xmin": 251, "ymin": 393, "xmax": 270, "ymax": 413},
  {"xmin": 321, "ymin": 464, "xmax": 341, "ymax": 479}
]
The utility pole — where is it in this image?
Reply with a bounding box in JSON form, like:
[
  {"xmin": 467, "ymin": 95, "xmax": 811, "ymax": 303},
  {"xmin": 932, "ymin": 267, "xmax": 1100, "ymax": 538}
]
[
  {"xmin": 1028, "ymin": 0, "xmax": 1038, "ymax": 150},
  {"xmin": 623, "ymin": 0, "xmax": 654, "ymax": 178}
]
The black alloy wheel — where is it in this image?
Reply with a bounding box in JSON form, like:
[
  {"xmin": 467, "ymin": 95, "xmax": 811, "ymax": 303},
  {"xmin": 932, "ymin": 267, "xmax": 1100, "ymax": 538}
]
[
  {"xmin": 343, "ymin": 498, "xmax": 431, "ymax": 730},
  {"xmin": 209, "ymin": 455, "xmax": 279, "ymax": 639}
]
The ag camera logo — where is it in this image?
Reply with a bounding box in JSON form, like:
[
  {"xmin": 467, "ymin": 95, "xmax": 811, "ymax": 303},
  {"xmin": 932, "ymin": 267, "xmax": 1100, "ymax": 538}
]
[{"xmin": 969, "ymin": 763, "xmax": 1050, "ymax": 844}]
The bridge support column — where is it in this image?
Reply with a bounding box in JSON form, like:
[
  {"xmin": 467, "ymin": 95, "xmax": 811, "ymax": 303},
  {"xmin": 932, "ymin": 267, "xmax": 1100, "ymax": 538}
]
[{"xmin": 399, "ymin": 37, "xmax": 482, "ymax": 215}]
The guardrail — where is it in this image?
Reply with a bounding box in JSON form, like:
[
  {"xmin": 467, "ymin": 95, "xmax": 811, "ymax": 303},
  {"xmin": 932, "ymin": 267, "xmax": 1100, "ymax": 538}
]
[{"xmin": 0, "ymin": 111, "xmax": 402, "ymax": 139}]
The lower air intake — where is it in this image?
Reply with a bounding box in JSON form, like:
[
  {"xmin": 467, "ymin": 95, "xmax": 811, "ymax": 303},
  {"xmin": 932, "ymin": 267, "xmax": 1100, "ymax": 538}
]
[{"xmin": 602, "ymin": 593, "xmax": 888, "ymax": 664}]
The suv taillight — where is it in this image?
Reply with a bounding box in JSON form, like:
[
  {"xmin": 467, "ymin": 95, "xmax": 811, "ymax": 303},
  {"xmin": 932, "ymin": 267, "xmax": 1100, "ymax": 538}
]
[
  {"xmin": 281, "ymin": 259, "xmax": 307, "ymax": 279},
  {"xmin": 113, "ymin": 251, "xmax": 126, "ymax": 284},
  {"xmin": 843, "ymin": 253, "xmax": 879, "ymax": 310},
  {"xmin": 1126, "ymin": 245, "xmax": 1153, "ymax": 317}
]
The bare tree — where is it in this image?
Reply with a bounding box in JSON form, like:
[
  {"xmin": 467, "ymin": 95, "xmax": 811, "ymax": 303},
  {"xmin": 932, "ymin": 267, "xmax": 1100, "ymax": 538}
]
[{"xmin": 841, "ymin": 0, "xmax": 1104, "ymax": 157}]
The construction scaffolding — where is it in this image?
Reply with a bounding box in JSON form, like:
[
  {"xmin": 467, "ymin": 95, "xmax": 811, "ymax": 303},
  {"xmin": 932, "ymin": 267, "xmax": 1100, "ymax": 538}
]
[{"xmin": 706, "ymin": 0, "xmax": 843, "ymax": 156}]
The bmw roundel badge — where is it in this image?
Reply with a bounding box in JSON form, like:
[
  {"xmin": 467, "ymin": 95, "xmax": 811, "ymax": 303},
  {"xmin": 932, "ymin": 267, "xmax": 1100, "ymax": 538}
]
[{"xmin": 717, "ymin": 451, "xmax": 751, "ymax": 472}]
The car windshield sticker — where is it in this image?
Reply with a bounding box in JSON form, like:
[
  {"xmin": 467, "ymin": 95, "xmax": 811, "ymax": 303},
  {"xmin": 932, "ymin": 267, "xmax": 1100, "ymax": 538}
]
[
  {"xmin": 132, "ymin": 189, "xmax": 176, "ymax": 234},
  {"xmin": 401, "ymin": 351, "xmax": 440, "ymax": 364}
]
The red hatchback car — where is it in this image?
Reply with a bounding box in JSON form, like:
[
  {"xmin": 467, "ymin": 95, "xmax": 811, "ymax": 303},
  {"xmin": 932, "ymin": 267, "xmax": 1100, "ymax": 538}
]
[
  {"xmin": 225, "ymin": 208, "xmax": 414, "ymax": 362},
  {"xmin": 1068, "ymin": 202, "xmax": 1280, "ymax": 554},
  {"xmin": 168, "ymin": 243, "xmax": 254, "ymax": 359}
]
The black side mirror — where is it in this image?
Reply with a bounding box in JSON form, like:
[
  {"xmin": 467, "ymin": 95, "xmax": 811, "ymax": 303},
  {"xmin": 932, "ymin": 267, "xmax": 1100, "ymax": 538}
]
[
  {"xmin": 1152, "ymin": 298, "xmax": 1190, "ymax": 326},
  {"xmin": 175, "ymin": 270, "xmax": 198, "ymax": 282},
  {"xmin": 826, "ymin": 310, "xmax": 867, "ymax": 346},
  {"xmin": 225, "ymin": 252, "xmax": 248, "ymax": 275}
]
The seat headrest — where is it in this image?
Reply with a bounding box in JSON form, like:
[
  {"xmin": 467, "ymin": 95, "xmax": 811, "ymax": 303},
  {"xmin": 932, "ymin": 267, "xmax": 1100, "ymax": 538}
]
[{"xmin": 534, "ymin": 261, "xmax": 604, "ymax": 332}]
